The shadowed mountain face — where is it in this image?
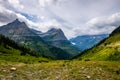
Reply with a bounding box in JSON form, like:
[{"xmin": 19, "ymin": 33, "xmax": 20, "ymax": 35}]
[
  {"xmin": 0, "ymin": 19, "xmax": 72, "ymax": 59},
  {"xmin": 70, "ymin": 34, "xmax": 108, "ymax": 51},
  {"xmin": 32, "ymin": 28, "xmax": 80, "ymax": 57},
  {"xmin": 75, "ymin": 26, "xmax": 120, "ymax": 61}
]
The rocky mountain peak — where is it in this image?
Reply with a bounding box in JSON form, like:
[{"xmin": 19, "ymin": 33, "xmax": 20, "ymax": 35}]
[
  {"xmin": 11, "ymin": 19, "xmax": 22, "ymax": 24},
  {"xmin": 0, "ymin": 19, "xmax": 36, "ymax": 42},
  {"xmin": 41, "ymin": 28, "xmax": 68, "ymax": 41}
]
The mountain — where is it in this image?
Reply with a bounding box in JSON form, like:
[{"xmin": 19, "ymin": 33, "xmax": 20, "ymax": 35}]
[
  {"xmin": 0, "ymin": 19, "xmax": 71, "ymax": 59},
  {"xmin": 70, "ymin": 34, "xmax": 108, "ymax": 51},
  {"xmin": 0, "ymin": 19, "xmax": 38, "ymax": 42},
  {"xmin": 0, "ymin": 34, "xmax": 50, "ymax": 63},
  {"xmin": 75, "ymin": 26, "xmax": 120, "ymax": 61},
  {"xmin": 33, "ymin": 28, "xmax": 79, "ymax": 56},
  {"xmin": 30, "ymin": 28, "xmax": 42, "ymax": 34},
  {"xmin": 38, "ymin": 28, "xmax": 69, "ymax": 47}
]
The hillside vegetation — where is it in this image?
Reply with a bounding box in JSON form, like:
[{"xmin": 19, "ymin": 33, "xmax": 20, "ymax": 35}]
[
  {"xmin": 0, "ymin": 34, "xmax": 51, "ymax": 63},
  {"xmin": 76, "ymin": 26, "xmax": 120, "ymax": 61}
]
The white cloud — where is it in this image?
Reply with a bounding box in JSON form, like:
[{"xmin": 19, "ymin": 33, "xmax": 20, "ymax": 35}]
[
  {"xmin": 73, "ymin": 12, "xmax": 120, "ymax": 36},
  {"xmin": 0, "ymin": 5, "xmax": 17, "ymax": 25},
  {"xmin": 38, "ymin": 0, "xmax": 65, "ymax": 8},
  {"xmin": 0, "ymin": 4, "xmax": 120, "ymax": 39},
  {"xmin": 87, "ymin": 12, "xmax": 120, "ymax": 29},
  {"xmin": 0, "ymin": 4, "xmax": 64, "ymax": 35},
  {"xmin": 1, "ymin": 0, "xmax": 120, "ymax": 39},
  {"xmin": 0, "ymin": 5, "xmax": 76, "ymax": 39},
  {"xmin": 0, "ymin": 5, "xmax": 33, "ymax": 27},
  {"xmin": 39, "ymin": 0, "xmax": 52, "ymax": 8},
  {"xmin": 0, "ymin": 0, "xmax": 24, "ymax": 11},
  {"xmin": 8, "ymin": 0, "xmax": 24, "ymax": 10}
]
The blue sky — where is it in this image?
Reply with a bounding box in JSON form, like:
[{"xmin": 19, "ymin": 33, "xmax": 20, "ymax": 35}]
[{"xmin": 0, "ymin": 0, "xmax": 120, "ymax": 39}]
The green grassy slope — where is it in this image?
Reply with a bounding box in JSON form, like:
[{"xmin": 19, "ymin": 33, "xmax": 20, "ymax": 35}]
[
  {"xmin": 0, "ymin": 34, "xmax": 51, "ymax": 63},
  {"xmin": 76, "ymin": 26, "xmax": 120, "ymax": 61}
]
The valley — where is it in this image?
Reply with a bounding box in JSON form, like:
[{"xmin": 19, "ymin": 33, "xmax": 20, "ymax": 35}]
[
  {"xmin": 0, "ymin": 0, "xmax": 120, "ymax": 80},
  {"xmin": 0, "ymin": 19, "xmax": 120, "ymax": 80},
  {"xmin": 0, "ymin": 33, "xmax": 119, "ymax": 80}
]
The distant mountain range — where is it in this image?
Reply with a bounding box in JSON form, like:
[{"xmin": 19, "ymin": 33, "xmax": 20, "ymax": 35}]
[
  {"xmin": 70, "ymin": 34, "xmax": 108, "ymax": 51},
  {"xmin": 75, "ymin": 26, "xmax": 120, "ymax": 61},
  {"xmin": 0, "ymin": 19, "xmax": 79, "ymax": 59}
]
